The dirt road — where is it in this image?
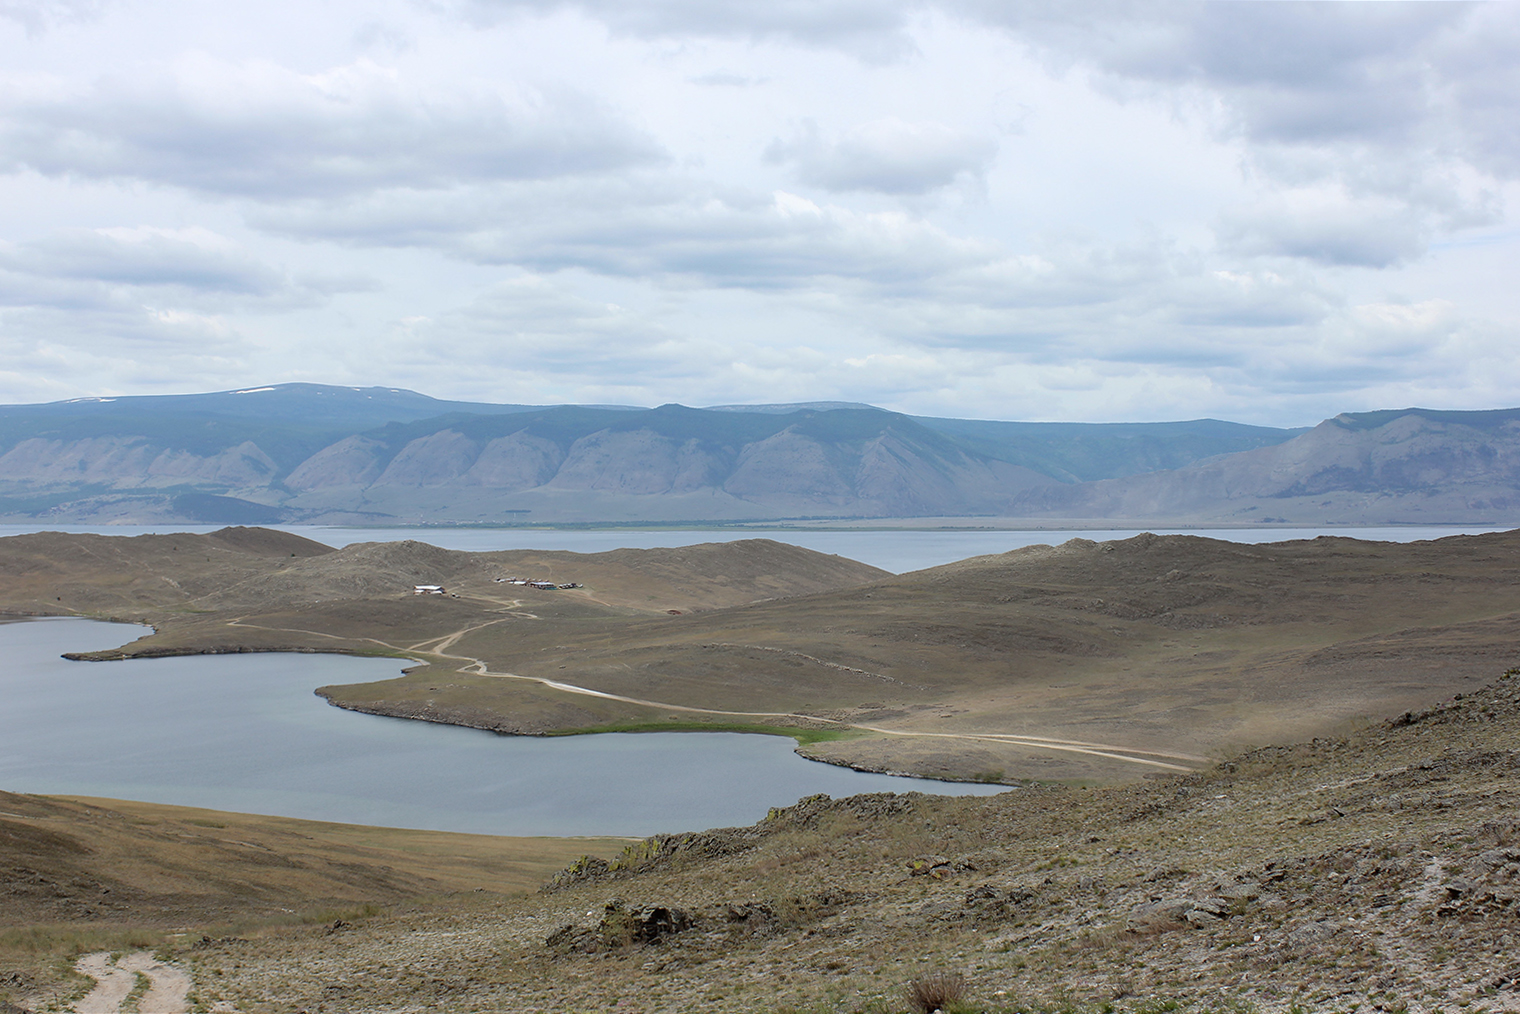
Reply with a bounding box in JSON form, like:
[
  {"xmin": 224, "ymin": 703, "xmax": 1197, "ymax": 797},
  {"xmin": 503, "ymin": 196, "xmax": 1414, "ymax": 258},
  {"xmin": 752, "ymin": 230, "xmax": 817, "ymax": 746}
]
[
  {"xmin": 72, "ymin": 951, "xmax": 190, "ymax": 1013},
  {"xmin": 228, "ymin": 614, "xmax": 1207, "ymax": 773}
]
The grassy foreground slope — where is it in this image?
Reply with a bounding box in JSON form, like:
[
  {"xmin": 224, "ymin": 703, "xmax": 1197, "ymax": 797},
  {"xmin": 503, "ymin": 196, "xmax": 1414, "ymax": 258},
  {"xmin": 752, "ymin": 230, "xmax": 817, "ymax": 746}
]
[
  {"xmin": 0, "ymin": 791, "xmax": 627, "ymax": 1008},
  {"xmin": 13, "ymin": 667, "xmax": 1513, "ymax": 1013}
]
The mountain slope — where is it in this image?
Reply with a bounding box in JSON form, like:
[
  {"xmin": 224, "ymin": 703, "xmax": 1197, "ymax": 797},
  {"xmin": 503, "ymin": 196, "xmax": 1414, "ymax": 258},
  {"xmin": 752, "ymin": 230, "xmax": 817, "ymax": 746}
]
[
  {"xmin": 277, "ymin": 405, "xmax": 1057, "ymax": 521},
  {"xmin": 3, "ymin": 386, "xmax": 1514, "ymax": 524},
  {"xmin": 1008, "ymin": 407, "xmax": 1520, "ymax": 523},
  {"xmin": 916, "ymin": 416, "xmax": 1308, "ymax": 482}
]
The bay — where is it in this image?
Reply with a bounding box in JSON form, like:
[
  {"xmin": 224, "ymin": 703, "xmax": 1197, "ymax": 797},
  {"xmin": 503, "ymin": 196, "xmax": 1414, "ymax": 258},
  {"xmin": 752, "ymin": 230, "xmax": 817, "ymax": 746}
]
[{"xmin": 0, "ymin": 618, "xmax": 1000, "ymax": 837}]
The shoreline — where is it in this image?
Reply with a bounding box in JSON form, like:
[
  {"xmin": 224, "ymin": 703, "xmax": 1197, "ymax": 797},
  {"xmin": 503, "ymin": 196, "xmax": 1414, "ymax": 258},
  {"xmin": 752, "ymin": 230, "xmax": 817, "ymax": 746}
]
[
  {"xmin": 318, "ymin": 692, "xmax": 1013, "ymax": 788},
  {"xmin": 14, "ymin": 611, "xmax": 1008, "ymax": 788}
]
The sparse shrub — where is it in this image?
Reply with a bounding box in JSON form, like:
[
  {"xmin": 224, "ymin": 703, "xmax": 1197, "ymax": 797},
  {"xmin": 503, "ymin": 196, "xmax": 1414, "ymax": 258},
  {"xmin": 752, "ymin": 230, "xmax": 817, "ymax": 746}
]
[{"xmin": 903, "ymin": 971, "xmax": 967, "ymax": 1014}]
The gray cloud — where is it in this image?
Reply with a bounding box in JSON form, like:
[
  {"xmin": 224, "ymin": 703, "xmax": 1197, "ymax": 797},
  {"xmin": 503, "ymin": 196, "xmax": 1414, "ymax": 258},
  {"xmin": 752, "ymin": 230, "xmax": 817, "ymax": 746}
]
[
  {"xmin": 1217, "ymin": 198, "xmax": 1431, "ymax": 269},
  {"xmin": 450, "ymin": 0, "xmax": 923, "ymax": 61},
  {"xmin": 6, "ymin": 229, "xmax": 287, "ymax": 294},
  {"xmin": 0, "ymin": 228, "xmax": 367, "ymax": 312},
  {"xmin": 953, "ymin": 2, "xmax": 1520, "ymax": 186},
  {"xmin": 932, "ymin": 2, "xmax": 1516, "ymax": 271},
  {"xmin": 253, "ymin": 180, "xmax": 1000, "ymax": 292},
  {"xmin": 1433, "ymin": 5, "xmax": 1520, "ymax": 179},
  {"xmin": 764, "ymin": 119, "xmax": 997, "ymax": 195},
  {"xmin": 252, "ymin": 171, "xmax": 1353, "ymax": 366},
  {"xmin": 951, "ymin": 2, "xmax": 1471, "ymax": 141},
  {"xmin": 0, "ymin": 61, "xmax": 665, "ymax": 199},
  {"xmin": 441, "ymin": 0, "xmax": 1503, "ymax": 159}
]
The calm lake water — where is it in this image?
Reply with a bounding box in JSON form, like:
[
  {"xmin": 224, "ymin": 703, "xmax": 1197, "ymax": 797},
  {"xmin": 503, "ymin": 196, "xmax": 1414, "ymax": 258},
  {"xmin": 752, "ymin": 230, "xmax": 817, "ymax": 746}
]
[
  {"xmin": 0, "ymin": 618, "xmax": 1001, "ymax": 837},
  {"xmin": 1, "ymin": 523, "xmax": 1512, "ymax": 573}
]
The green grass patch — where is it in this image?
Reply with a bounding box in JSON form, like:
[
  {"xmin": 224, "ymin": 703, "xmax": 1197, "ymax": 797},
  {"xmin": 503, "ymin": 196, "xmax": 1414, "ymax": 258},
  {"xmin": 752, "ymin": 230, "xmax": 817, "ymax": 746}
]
[{"xmin": 546, "ymin": 720, "xmax": 865, "ymax": 747}]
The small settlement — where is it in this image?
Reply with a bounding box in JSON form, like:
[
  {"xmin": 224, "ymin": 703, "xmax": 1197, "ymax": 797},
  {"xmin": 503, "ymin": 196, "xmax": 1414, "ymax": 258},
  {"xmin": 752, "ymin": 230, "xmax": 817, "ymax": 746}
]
[{"xmin": 492, "ymin": 576, "xmax": 581, "ymax": 590}]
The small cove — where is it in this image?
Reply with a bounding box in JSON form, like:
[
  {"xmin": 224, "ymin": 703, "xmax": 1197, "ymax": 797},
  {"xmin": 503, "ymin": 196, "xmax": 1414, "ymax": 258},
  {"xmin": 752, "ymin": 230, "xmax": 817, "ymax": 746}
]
[{"xmin": 0, "ymin": 617, "xmax": 1001, "ymax": 837}]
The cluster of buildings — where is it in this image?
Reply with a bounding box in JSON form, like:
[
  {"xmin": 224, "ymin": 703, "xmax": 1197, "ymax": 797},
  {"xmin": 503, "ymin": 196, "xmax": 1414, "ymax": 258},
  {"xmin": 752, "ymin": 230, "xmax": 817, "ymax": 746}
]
[
  {"xmin": 492, "ymin": 576, "xmax": 582, "ymax": 590},
  {"xmin": 411, "ymin": 576, "xmax": 585, "ymax": 595}
]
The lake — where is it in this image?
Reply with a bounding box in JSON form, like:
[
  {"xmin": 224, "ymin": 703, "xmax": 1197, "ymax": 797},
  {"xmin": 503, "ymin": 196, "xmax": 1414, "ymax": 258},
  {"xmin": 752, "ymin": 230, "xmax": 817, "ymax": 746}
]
[
  {"xmin": 0, "ymin": 617, "xmax": 1002, "ymax": 837},
  {"xmin": 1, "ymin": 522, "xmax": 1511, "ymax": 574}
]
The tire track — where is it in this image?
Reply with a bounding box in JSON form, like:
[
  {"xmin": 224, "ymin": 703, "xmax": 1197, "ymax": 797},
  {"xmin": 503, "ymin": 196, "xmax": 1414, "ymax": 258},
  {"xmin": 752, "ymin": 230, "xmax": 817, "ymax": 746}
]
[{"xmin": 72, "ymin": 951, "xmax": 190, "ymax": 1013}]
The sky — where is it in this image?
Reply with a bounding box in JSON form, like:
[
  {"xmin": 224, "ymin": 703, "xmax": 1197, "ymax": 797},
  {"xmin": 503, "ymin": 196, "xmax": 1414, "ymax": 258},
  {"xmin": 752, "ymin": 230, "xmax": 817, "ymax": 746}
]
[{"xmin": 0, "ymin": 1, "xmax": 1516, "ymax": 426}]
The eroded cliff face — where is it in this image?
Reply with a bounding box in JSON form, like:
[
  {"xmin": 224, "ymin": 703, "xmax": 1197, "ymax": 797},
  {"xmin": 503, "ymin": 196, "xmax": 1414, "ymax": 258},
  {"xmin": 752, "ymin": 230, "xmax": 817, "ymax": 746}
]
[
  {"xmin": 6, "ymin": 389, "xmax": 1520, "ymax": 524},
  {"xmin": 0, "ymin": 437, "xmax": 279, "ymax": 488},
  {"xmin": 270, "ymin": 418, "xmax": 1059, "ymax": 520},
  {"xmin": 1008, "ymin": 411, "xmax": 1520, "ymax": 523}
]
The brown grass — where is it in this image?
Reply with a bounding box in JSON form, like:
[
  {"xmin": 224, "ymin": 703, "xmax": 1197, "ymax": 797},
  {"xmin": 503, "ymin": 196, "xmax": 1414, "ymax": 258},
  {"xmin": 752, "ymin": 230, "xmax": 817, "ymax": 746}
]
[{"xmin": 903, "ymin": 971, "xmax": 967, "ymax": 1013}]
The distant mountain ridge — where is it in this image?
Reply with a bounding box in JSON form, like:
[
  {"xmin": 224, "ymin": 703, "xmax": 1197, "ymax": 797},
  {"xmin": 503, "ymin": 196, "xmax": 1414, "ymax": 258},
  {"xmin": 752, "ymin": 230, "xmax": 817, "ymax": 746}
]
[
  {"xmin": 1007, "ymin": 407, "xmax": 1520, "ymax": 524},
  {"xmin": 243, "ymin": 403, "xmax": 1060, "ymax": 522},
  {"xmin": 0, "ymin": 384, "xmax": 1513, "ymax": 525}
]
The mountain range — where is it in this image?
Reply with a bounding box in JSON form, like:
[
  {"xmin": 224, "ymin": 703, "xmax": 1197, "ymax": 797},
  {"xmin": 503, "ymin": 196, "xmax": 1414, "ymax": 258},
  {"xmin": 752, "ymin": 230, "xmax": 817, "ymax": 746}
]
[{"xmin": 0, "ymin": 384, "xmax": 1514, "ymax": 525}]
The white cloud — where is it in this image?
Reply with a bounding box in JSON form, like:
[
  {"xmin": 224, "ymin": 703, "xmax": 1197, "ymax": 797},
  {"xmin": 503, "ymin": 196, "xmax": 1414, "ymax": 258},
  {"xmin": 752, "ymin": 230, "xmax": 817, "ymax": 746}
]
[
  {"xmin": 0, "ymin": 55, "xmax": 665, "ymax": 199},
  {"xmin": 764, "ymin": 117, "xmax": 996, "ymax": 195}
]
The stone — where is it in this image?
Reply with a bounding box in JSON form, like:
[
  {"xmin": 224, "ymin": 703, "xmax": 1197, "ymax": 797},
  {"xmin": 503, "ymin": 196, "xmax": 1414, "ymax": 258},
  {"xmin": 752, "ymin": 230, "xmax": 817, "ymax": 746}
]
[
  {"xmin": 908, "ymin": 855, "xmax": 951, "ymax": 876},
  {"xmin": 1128, "ymin": 897, "xmax": 1230, "ymax": 934}
]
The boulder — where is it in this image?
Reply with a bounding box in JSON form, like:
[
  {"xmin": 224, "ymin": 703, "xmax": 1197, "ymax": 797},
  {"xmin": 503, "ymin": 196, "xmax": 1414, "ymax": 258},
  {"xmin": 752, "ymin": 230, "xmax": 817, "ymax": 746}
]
[{"xmin": 1128, "ymin": 896, "xmax": 1230, "ymax": 933}]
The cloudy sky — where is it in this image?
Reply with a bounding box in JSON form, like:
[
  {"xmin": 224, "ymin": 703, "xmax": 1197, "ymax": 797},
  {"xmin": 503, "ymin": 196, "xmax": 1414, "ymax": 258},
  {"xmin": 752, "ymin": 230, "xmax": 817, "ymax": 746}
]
[{"xmin": 0, "ymin": 0, "xmax": 1516, "ymax": 425}]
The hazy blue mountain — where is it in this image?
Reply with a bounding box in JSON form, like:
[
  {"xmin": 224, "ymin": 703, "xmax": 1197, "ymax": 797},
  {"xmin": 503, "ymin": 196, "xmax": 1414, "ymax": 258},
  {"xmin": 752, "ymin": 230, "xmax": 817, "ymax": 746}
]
[
  {"xmin": 1006, "ymin": 407, "xmax": 1520, "ymax": 525},
  {"xmin": 915, "ymin": 417, "xmax": 1310, "ymax": 482},
  {"xmin": 3, "ymin": 385, "xmax": 1508, "ymax": 525},
  {"xmin": 277, "ymin": 403, "xmax": 1058, "ymax": 522}
]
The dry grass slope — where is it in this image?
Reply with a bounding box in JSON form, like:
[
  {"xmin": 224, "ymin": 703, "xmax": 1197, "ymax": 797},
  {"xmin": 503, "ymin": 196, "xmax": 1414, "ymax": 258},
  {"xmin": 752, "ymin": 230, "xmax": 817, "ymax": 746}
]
[
  {"xmin": 0, "ymin": 792, "xmax": 626, "ymax": 1009},
  {"xmin": 10, "ymin": 666, "xmax": 1508, "ymax": 1012}
]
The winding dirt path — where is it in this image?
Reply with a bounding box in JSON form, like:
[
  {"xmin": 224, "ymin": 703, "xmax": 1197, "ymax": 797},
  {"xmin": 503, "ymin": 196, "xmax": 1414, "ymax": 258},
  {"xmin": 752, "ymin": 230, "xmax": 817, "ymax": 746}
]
[
  {"xmin": 223, "ymin": 613, "xmax": 1207, "ymax": 773},
  {"xmin": 453, "ymin": 660, "xmax": 1204, "ymax": 771},
  {"xmin": 72, "ymin": 951, "xmax": 190, "ymax": 1013}
]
